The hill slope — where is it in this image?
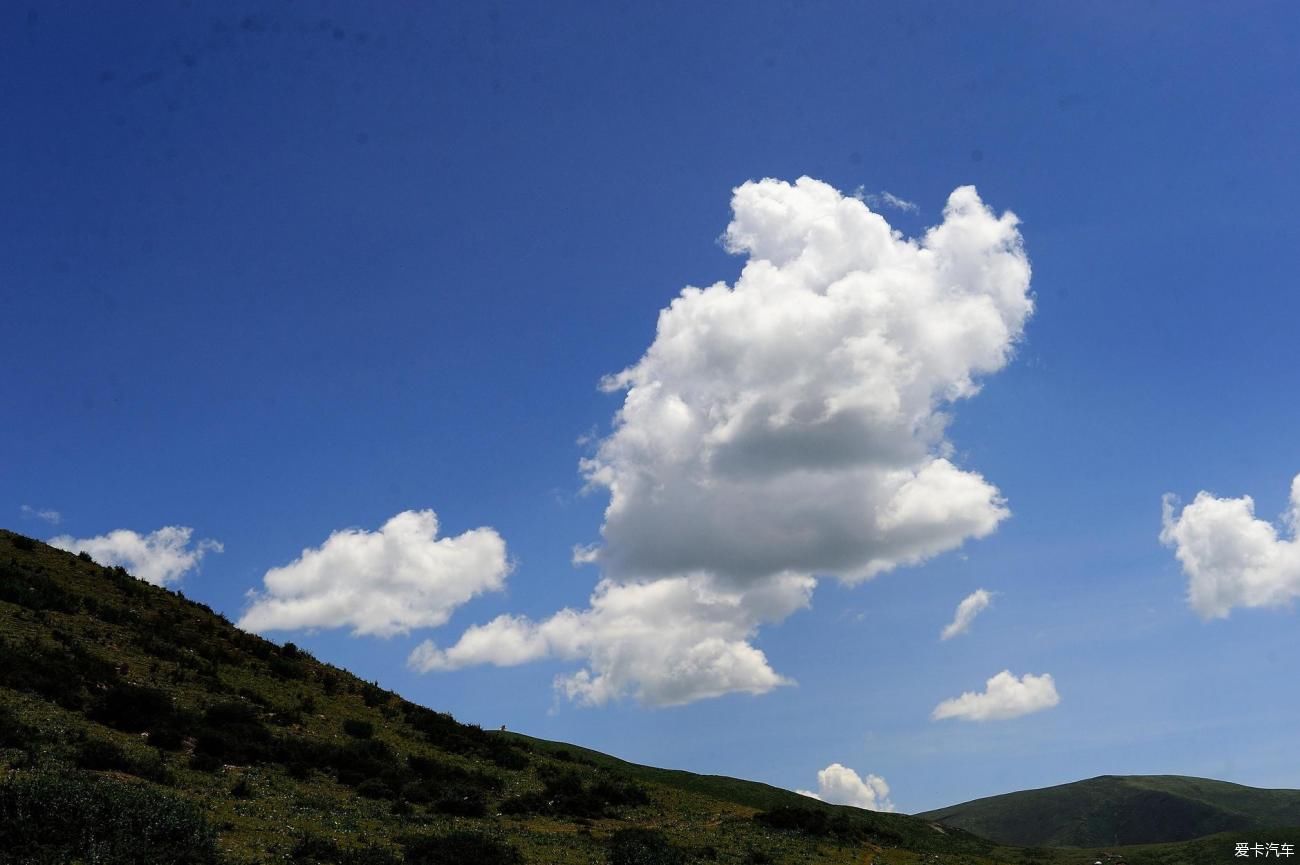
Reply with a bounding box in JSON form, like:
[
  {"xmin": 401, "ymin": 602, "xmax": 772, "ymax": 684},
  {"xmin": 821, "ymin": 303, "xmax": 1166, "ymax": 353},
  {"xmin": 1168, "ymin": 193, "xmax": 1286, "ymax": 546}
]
[
  {"xmin": 920, "ymin": 774, "xmax": 1300, "ymax": 847},
  {"xmin": 0, "ymin": 528, "xmax": 994, "ymax": 865}
]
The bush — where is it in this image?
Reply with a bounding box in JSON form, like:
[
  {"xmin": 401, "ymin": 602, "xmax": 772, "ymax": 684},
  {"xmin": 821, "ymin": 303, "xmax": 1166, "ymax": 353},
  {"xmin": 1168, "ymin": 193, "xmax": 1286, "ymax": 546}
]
[
  {"xmin": 400, "ymin": 831, "xmax": 523, "ymax": 865},
  {"xmin": 753, "ymin": 805, "xmax": 871, "ymax": 843},
  {"xmin": 91, "ymin": 681, "xmax": 176, "ymax": 733},
  {"xmin": 0, "ymin": 560, "xmax": 77, "ymax": 612},
  {"xmin": 0, "ymin": 771, "xmax": 219, "ymax": 864},
  {"xmin": 432, "ymin": 789, "xmax": 487, "ymax": 817},
  {"xmin": 0, "ymin": 704, "xmax": 35, "ymax": 749},
  {"xmin": 607, "ymin": 828, "xmax": 688, "ymax": 865},
  {"xmin": 502, "ymin": 767, "xmax": 647, "ymax": 818},
  {"xmin": 193, "ymin": 700, "xmax": 273, "ymax": 765},
  {"xmin": 355, "ymin": 778, "xmax": 395, "ymax": 800},
  {"xmin": 75, "ymin": 738, "xmax": 173, "ymax": 784},
  {"xmin": 344, "ymin": 718, "xmax": 375, "ymax": 739}
]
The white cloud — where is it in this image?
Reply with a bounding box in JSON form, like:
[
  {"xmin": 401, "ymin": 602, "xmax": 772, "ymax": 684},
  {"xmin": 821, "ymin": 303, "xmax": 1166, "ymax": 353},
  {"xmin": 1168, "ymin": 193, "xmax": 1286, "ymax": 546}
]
[
  {"xmin": 940, "ymin": 588, "xmax": 993, "ymax": 640},
  {"xmin": 239, "ymin": 510, "xmax": 510, "ymax": 638},
  {"xmin": 1160, "ymin": 474, "xmax": 1300, "ymax": 618},
  {"xmin": 421, "ymin": 177, "xmax": 1032, "ymax": 705},
  {"xmin": 932, "ymin": 670, "xmax": 1060, "ymax": 721},
  {"xmin": 797, "ymin": 763, "xmax": 895, "ymax": 812},
  {"xmin": 410, "ymin": 572, "xmax": 814, "ymax": 706},
  {"xmin": 20, "ymin": 505, "xmax": 62, "ymax": 524},
  {"xmin": 48, "ymin": 526, "xmax": 222, "ymax": 586}
]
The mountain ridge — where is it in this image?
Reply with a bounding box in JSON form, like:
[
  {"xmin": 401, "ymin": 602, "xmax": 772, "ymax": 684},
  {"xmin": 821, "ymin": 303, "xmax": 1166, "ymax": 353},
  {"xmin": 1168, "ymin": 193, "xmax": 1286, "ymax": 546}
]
[{"xmin": 919, "ymin": 774, "xmax": 1300, "ymax": 847}]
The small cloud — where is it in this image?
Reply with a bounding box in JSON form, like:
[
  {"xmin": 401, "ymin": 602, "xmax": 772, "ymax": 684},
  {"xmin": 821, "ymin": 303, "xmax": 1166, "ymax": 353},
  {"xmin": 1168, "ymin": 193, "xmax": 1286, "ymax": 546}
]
[
  {"xmin": 20, "ymin": 505, "xmax": 62, "ymax": 525},
  {"xmin": 932, "ymin": 670, "xmax": 1060, "ymax": 721},
  {"xmin": 48, "ymin": 526, "xmax": 221, "ymax": 586},
  {"xmin": 1160, "ymin": 474, "xmax": 1300, "ymax": 618},
  {"xmin": 797, "ymin": 763, "xmax": 895, "ymax": 811},
  {"xmin": 571, "ymin": 543, "xmax": 600, "ymax": 565},
  {"xmin": 940, "ymin": 588, "xmax": 993, "ymax": 640},
  {"xmin": 239, "ymin": 510, "xmax": 511, "ymax": 638}
]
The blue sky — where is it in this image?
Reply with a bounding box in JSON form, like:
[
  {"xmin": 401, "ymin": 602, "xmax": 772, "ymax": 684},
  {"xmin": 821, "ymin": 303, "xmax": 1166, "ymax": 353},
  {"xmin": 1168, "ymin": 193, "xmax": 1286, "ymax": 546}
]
[{"xmin": 4, "ymin": 2, "xmax": 1299, "ymax": 813}]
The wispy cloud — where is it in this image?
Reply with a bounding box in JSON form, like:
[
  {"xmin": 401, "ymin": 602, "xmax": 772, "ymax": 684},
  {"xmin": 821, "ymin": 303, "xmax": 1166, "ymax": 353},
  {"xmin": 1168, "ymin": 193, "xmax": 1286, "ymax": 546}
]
[
  {"xmin": 940, "ymin": 588, "xmax": 993, "ymax": 640},
  {"xmin": 20, "ymin": 505, "xmax": 62, "ymax": 525},
  {"xmin": 48, "ymin": 526, "xmax": 221, "ymax": 586},
  {"xmin": 932, "ymin": 670, "xmax": 1060, "ymax": 721}
]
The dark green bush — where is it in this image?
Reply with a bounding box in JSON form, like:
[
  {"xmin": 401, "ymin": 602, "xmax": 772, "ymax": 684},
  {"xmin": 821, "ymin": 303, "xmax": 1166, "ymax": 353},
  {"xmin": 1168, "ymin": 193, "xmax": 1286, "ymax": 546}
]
[
  {"xmin": 0, "ymin": 771, "xmax": 219, "ymax": 864},
  {"xmin": 607, "ymin": 828, "xmax": 688, "ymax": 865},
  {"xmin": 344, "ymin": 718, "xmax": 375, "ymax": 739},
  {"xmin": 400, "ymin": 831, "xmax": 523, "ymax": 865},
  {"xmin": 432, "ymin": 789, "xmax": 487, "ymax": 817},
  {"xmin": 753, "ymin": 805, "xmax": 871, "ymax": 843},
  {"xmin": 75, "ymin": 738, "xmax": 173, "ymax": 784},
  {"xmin": 91, "ymin": 681, "xmax": 176, "ymax": 732},
  {"xmin": 0, "ymin": 638, "xmax": 117, "ymax": 710},
  {"xmin": 0, "ymin": 704, "xmax": 35, "ymax": 748},
  {"xmin": 0, "ymin": 560, "xmax": 77, "ymax": 612},
  {"xmin": 355, "ymin": 777, "xmax": 395, "ymax": 800}
]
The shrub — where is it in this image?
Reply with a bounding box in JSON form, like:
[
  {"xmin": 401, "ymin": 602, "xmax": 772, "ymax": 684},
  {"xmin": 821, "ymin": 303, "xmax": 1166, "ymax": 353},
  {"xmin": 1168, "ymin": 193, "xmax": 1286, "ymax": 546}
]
[
  {"xmin": 344, "ymin": 718, "xmax": 375, "ymax": 739},
  {"xmin": 0, "ymin": 771, "xmax": 219, "ymax": 863},
  {"xmin": 0, "ymin": 560, "xmax": 78, "ymax": 612},
  {"xmin": 753, "ymin": 805, "xmax": 870, "ymax": 843},
  {"xmin": 75, "ymin": 738, "xmax": 173, "ymax": 784},
  {"xmin": 432, "ymin": 789, "xmax": 488, "ymax": 817},
  {"xmin": 355, "ymin": 778, "xmax": 395, "ymax": 800},
  {"xmin": 607, "ymin": 828, "xmax": 688, "ymax": 865},
  {"xmin": 0, "ymin": 704, "xmax": 34, "ymax": 749},
  {"xmin": 400, "ymin": 831, "xmax": 523, "ymax": 865},
  {"xmin": 189, "ymin": 751, "xmax": 223, "ymax": 772},
  {"xmin": 91, "ymin": 681, "xmax": 176, "ymax": 733}
]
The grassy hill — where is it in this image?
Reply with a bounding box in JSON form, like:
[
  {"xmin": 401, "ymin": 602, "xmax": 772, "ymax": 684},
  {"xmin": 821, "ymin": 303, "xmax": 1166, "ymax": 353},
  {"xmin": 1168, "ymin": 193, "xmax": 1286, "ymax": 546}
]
[
  {"xmin": 919, "ymin": 775, "xmax": 1300, "ymax": 847},
  {"xmin": 0, "ymin": 528, "xmax": 1001, "ymax": 864},
  {"xmin": 2, "ymin": 528, "xmax": 1294, "ymax": 864}
]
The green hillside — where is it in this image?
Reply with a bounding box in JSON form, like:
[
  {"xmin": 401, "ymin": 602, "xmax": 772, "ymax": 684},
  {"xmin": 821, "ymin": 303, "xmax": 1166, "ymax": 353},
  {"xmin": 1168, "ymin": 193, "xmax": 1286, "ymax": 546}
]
[
  {"xmin": 919, "ymin": 775, "xmax": 1300, "ymax": 847},
  {"xmin": 0, "ymin": 528, "xmax": 998, "ymax": 865},
  {"xmin": 3, "ymin": 527, "xmax": 1293, "ymax": 864}
]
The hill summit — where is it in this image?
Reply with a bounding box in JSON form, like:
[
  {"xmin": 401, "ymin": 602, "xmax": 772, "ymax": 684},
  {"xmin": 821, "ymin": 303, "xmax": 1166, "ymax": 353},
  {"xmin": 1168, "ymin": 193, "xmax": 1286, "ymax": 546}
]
[{"xmin": 920, "ymin": 774, "xmax": 1300, "ymax": 847}]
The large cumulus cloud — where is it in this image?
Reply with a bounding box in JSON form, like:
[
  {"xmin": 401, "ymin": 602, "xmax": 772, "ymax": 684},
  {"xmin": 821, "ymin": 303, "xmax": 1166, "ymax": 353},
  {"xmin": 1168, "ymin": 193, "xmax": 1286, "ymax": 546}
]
[
  {"xmin": 414, "ymin": 176, "xmax": 1033, "ymax": 706},
  {"xmin": 1160, "ymin": 474, "xmax": 1300, "ymax": 618}
]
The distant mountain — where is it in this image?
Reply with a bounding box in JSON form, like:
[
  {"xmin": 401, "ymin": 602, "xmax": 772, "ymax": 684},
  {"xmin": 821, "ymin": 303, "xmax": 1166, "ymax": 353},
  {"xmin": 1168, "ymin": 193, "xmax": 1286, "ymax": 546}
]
[
  {"xmin": 0, "ymin": 528, "xmax": 993, "ymax": 864},
  {"xmin": 919, "ymin": 774, "xmax": 1300, "ymax": 847}
]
